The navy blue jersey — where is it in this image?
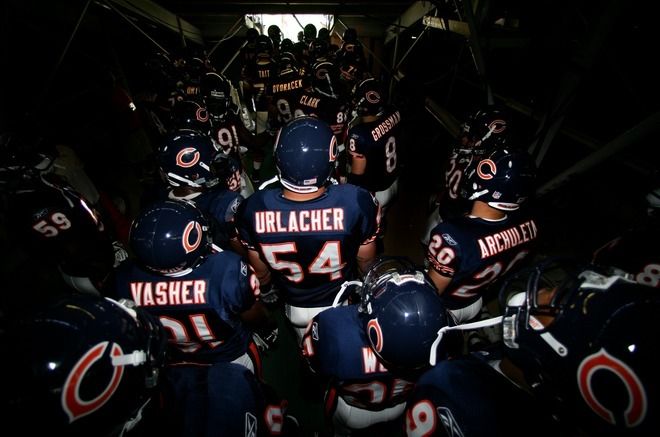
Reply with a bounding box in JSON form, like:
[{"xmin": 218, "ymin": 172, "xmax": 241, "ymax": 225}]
[
  {"xmin": 347, "ymin": 109, "xmax": 402, "ymax": 192},
  {"xmin": 161, "ymin": 362, "xmax": 289, "ymax": 437},
  {"xmin": 438, "ymin": 151, "xmax": 473, "ymax": 220},
  {"xmin": 295, "ymin": 89, "xmax": 348, "ymax": 137},
  {"xmin": 244, "ymin": 60, "xmax": 277, "ymax": 111},
  {"xmin": 113, "ymin": 251, "xmax": 259, "ymax": 364},
  {"xmin": 302, "ymin": 305, "xmax": 416, "ymax": 411},
  {"xmin": 270, "ymin": 75, "xmax": 306, "ymax": 125},
  {"xmin": 210, "ymin": 111, "xmax": 245, "ymax": 161},
  {"xmin": 9, "ymin": 175, "xmax": 115, "ymax": 279},
  {"xmin": 405, "ymin": 352, "xmax": 560, "ymax": 437},
  {"xmin": 427, "ymin": 213, "xmax": 538, "ymax": 309},
  {"xmin": 237, "ymin": 184, "xmax": 379, "ymax": 306},
  {"xmin": 167, "ymin": 188, "xmax": 243, "ymax": 251}
]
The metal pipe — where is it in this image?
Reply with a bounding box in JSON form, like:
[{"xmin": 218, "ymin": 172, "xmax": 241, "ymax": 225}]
[
  {"xmin": 103, "ymin": 0, "xmax": 169, "ymax": 54},
  {"xmin": 536, "ymin": 112, "xmax": 660, "ymax": 196},
  {"xmin": 221, "ymin": 40, "xmax": 248, "ymax": 75},
  {"xmin": 38, "ymin": 0, "xmax": 93, "ymax": 109},
  {"xmin": 208, "ymin": 15, "xmax": 244, "ymax": 57},
  {"xmin": 394, "ymin": 25, "xmax": 428, "ymax": 71}
]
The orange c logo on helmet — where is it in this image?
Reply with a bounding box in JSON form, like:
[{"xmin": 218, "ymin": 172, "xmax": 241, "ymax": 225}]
[
  {"xmin": 176, "ymin": 148, "xmax": 200, "ymax": 168},
  {"xmin": 182, "ymin": 220, "xmax": 203, "ymax": 254},
  {"xmin": 196, "ymin": 107, "xmax": 209, "ymax": 122},
  {"xmin": 329, "ymin": 136, "xmax": 338, "ymax": 163},
  {"xmin": 477, "ymin": 159, "xmax": 497, "ymax": 180},
  {"xmin": 488, "ymin": 119, "xmax": 506, "ymax": 134},
  {"xmin": 578, "ymin": 348, "xmax": 647, "ymax": 428},
  {"xmin": 366, "ymin": 318, "xmax": 383, "ymax": 352},
  {"xmin": 366, "ymin": 90, "xmax": 381, "ymax": 104},
  {"xmin": 62, "ymin": 342, "xmax": 125, "ymax": 423}
]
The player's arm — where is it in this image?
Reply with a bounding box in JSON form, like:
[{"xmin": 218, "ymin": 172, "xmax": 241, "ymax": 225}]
[
  {"xmin": 346, "ymin": 135, "xmax": 367, "ymax": 186},
  {"xmin": 357, "ymin": 240, "xmax": 377, "ymax": 276},
  {"xmin": 428, "ymin": 268, "xmax": 452, "ymax": 295},
  {"xmin": 426, "ymin": 232, "xmax": 457, "ymax": 295}
]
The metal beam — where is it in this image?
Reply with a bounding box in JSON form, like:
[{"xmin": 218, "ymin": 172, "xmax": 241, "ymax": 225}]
[
  {"xmin": 424, "ymin": 97, "xmax": 462, "ymax": 139},
  {"xmin": 107, "ymin": 0, "xmax": 203, "ymax": 45},
  {"xmin": 385, "ymin": 1, "xmax": 435, "ymax": 44},
  {"xmin": 536, "ymin": 112, "xmax": 660, "ymax": 196}
]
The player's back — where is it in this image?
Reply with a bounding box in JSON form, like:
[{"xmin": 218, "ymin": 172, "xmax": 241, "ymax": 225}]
[
  {"xmin": 295, "ymin": 88, "xmax": 347, "ymax": 137},
  {"xmin": 270, "ymin": 74, "xmax": 306, "ymax": 125},
  {"xmin": 113, "ymin": 250, "xmax": 256, "ymax": 364},
  {"xmin": 347, "ymin": 108, "xmax": 403, "ymax": 192},
  {"xmin": 406, "ymin": 351, "xmax": 559, "ymax": 436},
  {"xmin": 303, "ymin": 305, "xmax": 416, "ymax": 411},
  {"xmin": 427, "ymin": 212, "xmax": 539, "ymax": 308},
  {"xmin": 237, "ymin": 183, "xmax": 379, "ymax": 306}
]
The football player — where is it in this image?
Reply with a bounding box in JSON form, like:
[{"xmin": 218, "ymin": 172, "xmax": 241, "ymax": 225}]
[
  {"xmin": 240, "ymin": 34, "xmax": 278, "ymax": 185},
  {"xmin": 157, "ymin": 129, "xmax": 245, "ymax": 254},
  {"xmin": 200, "ymin": 71, "xmax": 258, "ymax": 197},
  {"xmin": 426, "ymin": 148, "xmax": 538, "ymax": 323},
  {"xmin": 0, "ymin": 293, "xmax": 167, "ymax": 436},
  {"xmin": 421, "ymin": 106, "xmax": 511, "ymax": 248},
  {"xmin": 1, "ymin": 149, "xmax": 123, "ymax": 296},
  {"xmin": 236, "ymin": 117, "xmax": 380, "ymax": 342},
  {"xmin": 111, "ymin": 199, "xmax": 272, "ymax": 373},
  {"xmin": 302, "ymin": 257, "xmax": 451, "ymax": 435},
  {"xmin": 406, "ymin": 258, "xmax": 660, "ymax": 436},
  {"xmin": 346, "ymin": 78, "xmax": 402, "ymax": 242}
]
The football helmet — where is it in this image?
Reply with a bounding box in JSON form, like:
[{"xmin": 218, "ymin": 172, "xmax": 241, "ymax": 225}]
[
  {"xmin": 308, "ymin": 38, "xmax": 330, "ymax": 62},
  {"xmin": 312, "ymin": 60, "xmax": 340, "ymax": 98},
  {"xmin": 129, "ymin": 199, "xmax": 212, "ymax": 274},
  {"xmin": 342, "ymin": 27, "xmax": 358, "ymax": 44},
  {"xmin": 352, "ymin": 77, "xmax": 385, "ymax": 117},
  {"xmin": 212, "ymin": 153, "xmax": 242, "ymax": 192},
  {"xmin": 280, "ymin": 38, "xmax": 294, "ymax": 53},
  {"xmin": 458, "ymin": 106, "xmax": 510, "ymax": 156},
  {"xmin": 277, "ymin": 52, "xmax": 299, "ymax": 78},
  {"xmin": 303, "ymin": 23, "xmax": 317, "ymax": 42},
  {"xmin": 274, "ymin": 117, "xmax": 338, "ymax": 194},
  {"xmin": 200, "ymin": 72, "xmax": 232, "ymax": 122},
  {"xmin": 255, "ymin": 35, "xmax": 273, "ymax": 59},
  {"xmin": 158, "ymin": 129, "xmax": 218, "ymax": 188},
  {"xmin": 460, "ymin": 148, "xmax": 536, "ymax": 211},
  {"xmin": 0, "ymin": 131, "xmax": 54, "ymax": 188},
  {"xmin": 358, "ymin": 256, "xmax": 450, "ymax": 370},
  {"xmin": 0, "ymin": 294, "xmax": 166, "ymax": 436},
  {"xmin": 500, "ymin": 258, "xmax": 660, "ymax": 435},
  {"xmin": 170, "ymin": 100, "xmax": 211, "ymax": 134},
  {"xmin": 267, "ymin": 25, "xmax": 282, "ymax": 47}
]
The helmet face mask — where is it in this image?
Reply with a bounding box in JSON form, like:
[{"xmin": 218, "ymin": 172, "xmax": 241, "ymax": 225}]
[
  {"xmin": 274, "ymin": 117, "xmax": 338, "ymax": 194},
  {"xmin": 200, "ymin": 72, "xmax": 232, "ymax": 122}
]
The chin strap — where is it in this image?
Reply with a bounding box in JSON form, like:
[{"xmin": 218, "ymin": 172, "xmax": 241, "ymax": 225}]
[{"xmin": 429, "ymin": 316, "xmax": 503, "ymax": 366}]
